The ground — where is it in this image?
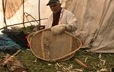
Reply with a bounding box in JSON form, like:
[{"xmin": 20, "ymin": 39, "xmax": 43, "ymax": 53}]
[
  {"xmin": 0, "ymin": 26, "xmax": 114, "ymax": 72},
  {"xmin": 0, "ymin": 48, "xmax": 114, "ymax": 72}
]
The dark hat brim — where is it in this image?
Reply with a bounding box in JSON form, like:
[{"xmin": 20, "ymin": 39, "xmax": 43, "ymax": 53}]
[
  {"xmin": 46, "ymin": 0, "xmax": 59, "ymax": 6},
  {"xmin": 47, "ymin": 2, "xmax": 55, "ymax": 6}
]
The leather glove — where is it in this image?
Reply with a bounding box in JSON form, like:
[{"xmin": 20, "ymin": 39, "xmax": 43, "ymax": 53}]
[{"xmin": 51, "ymin": 24, "xmax": 67, "ymax": 34}]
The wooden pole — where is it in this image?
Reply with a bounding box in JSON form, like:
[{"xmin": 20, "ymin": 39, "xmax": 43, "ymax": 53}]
[
  {"xmin": 2, "ymin": 0, "xmax": 7, "ymax": 28},
  {"xmin": 37, "ymin": 0, "xmax": 41, "ymax": 30}
]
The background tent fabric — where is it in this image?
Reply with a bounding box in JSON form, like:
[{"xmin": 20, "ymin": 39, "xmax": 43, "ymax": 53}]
[
  {"xmin": 5, "ymin": 0, "xmax": 25, "ymax": 19},
  {"xmin": 0, "ymin": 0, "xmax": 51, "ymax": 29},
  {"xmin": 0, "ymin": 0, "xmax": 67, "ymax": 31},
  {"xmin": 66, "ymin": 0, "xmax": 114, "ymax": 53}
]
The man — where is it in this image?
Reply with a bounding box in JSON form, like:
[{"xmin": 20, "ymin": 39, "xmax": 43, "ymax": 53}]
[{"xmin": 45, "ymin": 0, "xmax": 78, "ymax": 34}]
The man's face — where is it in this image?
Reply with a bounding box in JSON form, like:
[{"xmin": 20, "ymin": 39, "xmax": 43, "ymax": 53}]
[{"xmin": 49, "ymin": 2, "xmax": 61, "ymax": 13}]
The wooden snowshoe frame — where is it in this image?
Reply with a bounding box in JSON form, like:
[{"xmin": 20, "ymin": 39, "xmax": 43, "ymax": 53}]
[{"xmin": 28, "ymin": 29, "xmax": 82, "ymax": 62}]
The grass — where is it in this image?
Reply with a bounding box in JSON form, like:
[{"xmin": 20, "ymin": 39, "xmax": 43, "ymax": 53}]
[{"xmin": 0, "ymin": 48, "xmax": 114, "ymax": 72}]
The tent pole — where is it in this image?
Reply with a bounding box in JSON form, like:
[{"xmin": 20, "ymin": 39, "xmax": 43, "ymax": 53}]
[
  {"xmin": 2, "ymin": 0, "xmax": 7, "ymax": 29},
  {"xmin": 37, "ymin": 0, "xmax": 41, "ymax": 30},
  {"xmin": 23, "ymin": 0, "xmax": 25, "ymax": 28}
]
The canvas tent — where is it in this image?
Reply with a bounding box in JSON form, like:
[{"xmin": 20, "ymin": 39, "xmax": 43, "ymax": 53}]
[
  {"xmin": 0, "ymin": 0, "xmax": 53, "ymax": 31},
  {"xmin": 0, "ymin": 0, "xmax": 114, "ymax": 53},
  {"xmin": 67, "ymin": 0, "xmax": 114, "ymax": 53},
  {"xmin": 0, "ymin": 0, "xmax": 67, "ymax": 32}
]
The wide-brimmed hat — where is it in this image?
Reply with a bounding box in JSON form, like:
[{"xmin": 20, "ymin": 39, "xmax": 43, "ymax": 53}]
[{"xmin": 47, "ymin": 0, "xmax": 59, "ymax": 6}]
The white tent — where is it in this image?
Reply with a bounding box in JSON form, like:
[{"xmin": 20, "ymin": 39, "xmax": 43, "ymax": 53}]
[
  {"xmin": 0, "ymin": 0, "xmax": 50, "ymax": 32},
  {"xmin": 67, "ymin": 0, "xmax": 114, "ymax": 53},
  {"xmin": 0, "ymin": 0, "xmax": 51, "ymax": 30},
  {"xmin": 0, "ymin": 0, "xmax": 67, "ymax": 32},
  {"xmin": 0, "ymin": 0, "xmax": 114, "ymax": 53}
]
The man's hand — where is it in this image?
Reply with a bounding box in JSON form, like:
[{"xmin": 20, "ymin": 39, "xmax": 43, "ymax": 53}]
[{"xmin": 51, "ymin": 24, "xmax": 67, "ymax": 34}]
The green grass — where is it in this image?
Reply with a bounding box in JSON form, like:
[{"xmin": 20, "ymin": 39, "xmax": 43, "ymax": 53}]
[{"xmin": 0, "ymin": 49, "xmax": 114, "ymax": 72}]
